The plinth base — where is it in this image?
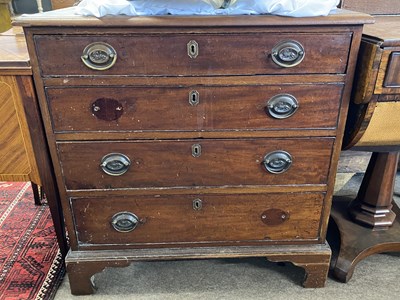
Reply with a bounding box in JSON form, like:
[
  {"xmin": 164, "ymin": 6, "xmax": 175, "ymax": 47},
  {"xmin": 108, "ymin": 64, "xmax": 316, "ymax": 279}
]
[
  {"xmin": 328, "ymin": 196, "xmax": 400, "ymax": 283},
  {"xmin": 66, "ymin": 243, "xmax": 331, "ymax": 295}
]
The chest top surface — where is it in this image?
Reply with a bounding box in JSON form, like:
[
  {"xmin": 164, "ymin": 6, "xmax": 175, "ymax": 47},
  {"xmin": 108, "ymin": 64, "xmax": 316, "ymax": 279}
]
[{"xmin": 15, "ymin": 7, "xmax": 372, "ymax": 28}]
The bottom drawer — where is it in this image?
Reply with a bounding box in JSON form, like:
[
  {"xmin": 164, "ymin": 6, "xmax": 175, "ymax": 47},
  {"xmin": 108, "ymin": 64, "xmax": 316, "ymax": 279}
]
[{"xmin": 70, "ymin": 192, "xmax": 324, "ymax": 248}]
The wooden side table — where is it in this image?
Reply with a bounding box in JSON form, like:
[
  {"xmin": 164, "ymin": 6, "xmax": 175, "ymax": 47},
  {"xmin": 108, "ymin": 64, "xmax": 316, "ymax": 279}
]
[
  {"xmin": 0, "ymin": 27, "xmax": 68, "ymax": 258},
  {"xmin": 0, "ymin": 27, "xmax": 42, "ymax": 201},
  {"xmin": 328, "ymin": 16, "xmax": 400, "ymax": 282}
]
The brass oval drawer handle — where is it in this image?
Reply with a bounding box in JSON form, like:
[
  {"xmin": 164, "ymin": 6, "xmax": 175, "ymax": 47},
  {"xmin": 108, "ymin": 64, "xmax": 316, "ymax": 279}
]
[
  {"xmin": 81, "ymin": 42, "xmax": 117, "ymax": 71},
  {"xmin": 266, "ymin": 94, "xmax": 299, "ymax": 119},
  {"xmin": 263, "ymin": 151, "xmax": 292, "ymax": 174},
  {"xmin": 271, "ymin": 40, "xmax": 305, "ymax": 68},
  {"xmin": 111, "ymin": 212, "xmax": 139, "ymax": 232},
  {"xmin": 100, "ymin": 153, "xmax": 131, "ymax": 176}
]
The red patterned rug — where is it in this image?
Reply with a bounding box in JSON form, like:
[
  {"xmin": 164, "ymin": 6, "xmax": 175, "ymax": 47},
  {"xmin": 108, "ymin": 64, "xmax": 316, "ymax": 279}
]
[{"xmin": 0, "ymin": 182, "xmax": 64, "ymax": 300}]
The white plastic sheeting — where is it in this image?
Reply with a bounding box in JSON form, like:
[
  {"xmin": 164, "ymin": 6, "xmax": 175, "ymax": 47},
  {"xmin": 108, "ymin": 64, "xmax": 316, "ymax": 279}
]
[{"xmin": 75, "ymin": 0, "xmax": 340, "ymax": 18}]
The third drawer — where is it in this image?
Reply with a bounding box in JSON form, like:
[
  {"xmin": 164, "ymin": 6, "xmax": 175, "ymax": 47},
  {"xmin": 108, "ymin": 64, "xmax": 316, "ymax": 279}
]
[{"xmin": 57, "ymin": 138, "xmax": 334, "ymax": 190}]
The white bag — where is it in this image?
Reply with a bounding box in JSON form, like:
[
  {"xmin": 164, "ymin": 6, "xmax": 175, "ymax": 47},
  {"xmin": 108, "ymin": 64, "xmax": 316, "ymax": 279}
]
[
  {"xmin": 221, "ymin": 0, "xmax": 340, "ymax": 17},
  {"xmin": 75, "ymin": 0, "xmax": 340, "ymax": 18}
]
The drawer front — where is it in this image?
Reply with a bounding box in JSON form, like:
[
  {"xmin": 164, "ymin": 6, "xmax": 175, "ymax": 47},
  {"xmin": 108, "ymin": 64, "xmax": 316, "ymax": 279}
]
[
  {"xmin": 34, "ymin": 33, "xmax": 351, "ymax": 76},
  {"xmin": 47, "ymin": 84, "xmax": 343, "ymax": 133},
  {"xmin": 71, "ymin": 192, "xmax": 324, "ymax": 246},
  {"xmin": 383, "ymin": 51, "xmax": 400, "ymax": 89},
  {"xmin": 57, "ymin": 138, "xmax": 333, "ymax": 190}
]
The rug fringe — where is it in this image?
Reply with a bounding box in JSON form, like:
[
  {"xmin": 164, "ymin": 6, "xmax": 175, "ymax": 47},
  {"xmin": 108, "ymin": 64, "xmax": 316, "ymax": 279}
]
[{"xmin": 35, "ymin": 249, "xmax": 65, "ymax": 300}]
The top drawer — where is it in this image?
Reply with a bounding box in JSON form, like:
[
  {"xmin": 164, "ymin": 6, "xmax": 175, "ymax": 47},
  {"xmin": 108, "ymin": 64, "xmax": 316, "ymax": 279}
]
[{"xmin": 34, "ymin": 33, "xmax": 352, "ymax": 76}]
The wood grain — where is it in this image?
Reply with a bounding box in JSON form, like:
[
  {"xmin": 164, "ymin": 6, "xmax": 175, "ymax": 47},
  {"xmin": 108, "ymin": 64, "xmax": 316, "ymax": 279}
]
[
  {"xmin": 65, "ymin": 243, "xmax": 331, "ymax": 294},
  {"xmin": 71, "ymin": 192, "xmax": 324, "ymax": 247},
  {"xmin": 0, "ymin": 31, "xmax": 40, "ymax": 183},
  {"xmin": 0, "ymin": 77, "xmax": 30, "ymax": 180},
  {"xmin": 15, "ymin": 9, "xmax": 373, "ymax": 27},
  {"xmin": 345, "ymin": 17, "xmax": 400, "ymax": 148},
  {"xmin": 375, "ymin": 50, "xmax": 400, "ymax": 95},
  {"xmin": 0, "ymin": 32, "xmax": 31, "ymax": 75},
  {"xmin": 54, "ymin": 129, "xmax": 338, "ymax": 141},
  {"xmin": 42, "ymin": 74, "xmax": 346, "ymax": 87},
  {"xmin": 34, "ymin": 33, "xmax": 352, "ymax": 76},
  {"xmin": 19, "ymin": 10, "xmax": 368, "ymax": 293},
  {"xmin": 0, "ymin": 75, "xmax": 41, "ymax": 183},
  {"xmin": 383, "ymin": 52, "xmax": 400, "ymax": 88},
  {"xmin": 47, "ymin": 84, "xmax": 343, "ymax": 133},
  {"xmin": 351, "ymin": 41, "xmax": 382, "ymax": 104},
  {"xmin": 329, "ymin": 197, "xmax": 400, "ymax": 283},
  {"xmin": 57, "ymin": 138, "xmax": 334, "ymax": 190},
  {"xmin": 330, "ymin": 12, "xmax": 400, "ymax": 284}
]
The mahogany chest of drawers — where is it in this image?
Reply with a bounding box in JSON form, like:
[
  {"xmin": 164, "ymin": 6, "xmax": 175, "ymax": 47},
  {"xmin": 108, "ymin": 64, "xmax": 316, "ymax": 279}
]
[{"xmin": 17, "ymin": 9, "xmax": 372, "ymax": 295}]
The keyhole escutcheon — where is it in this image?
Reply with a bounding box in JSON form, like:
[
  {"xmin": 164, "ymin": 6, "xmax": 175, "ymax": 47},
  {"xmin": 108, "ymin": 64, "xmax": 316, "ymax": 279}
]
[
  {"xmin": 187, "ymin": 40, "xmax": 199, "ymax": 59},
  {"xmin": 189, "ymin": 90, "xmax": 200, "ymax": 106},
  {"xmin": 193, "ymin": 198, "xmax": 203, "ymax": 210},
  {"xmin": 192, "ymin": 144, "xmax": 202, "ymax": 157}
]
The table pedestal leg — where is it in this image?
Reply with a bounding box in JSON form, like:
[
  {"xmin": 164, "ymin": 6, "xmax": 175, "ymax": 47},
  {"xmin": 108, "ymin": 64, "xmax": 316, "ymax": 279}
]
[{"xmin": 328, "ymin": 152, "xmax": 400, "ymax": 282}]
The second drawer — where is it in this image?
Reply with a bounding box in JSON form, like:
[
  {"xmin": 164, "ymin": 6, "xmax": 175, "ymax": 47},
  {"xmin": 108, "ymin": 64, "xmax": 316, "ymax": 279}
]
[
  {"xmin": 47, "ymin": 84, "xmax": 343, "ymax": 133},
  {"xmin": 57, "ymin": 138, "xmax": 334, "ymax": 190}
]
